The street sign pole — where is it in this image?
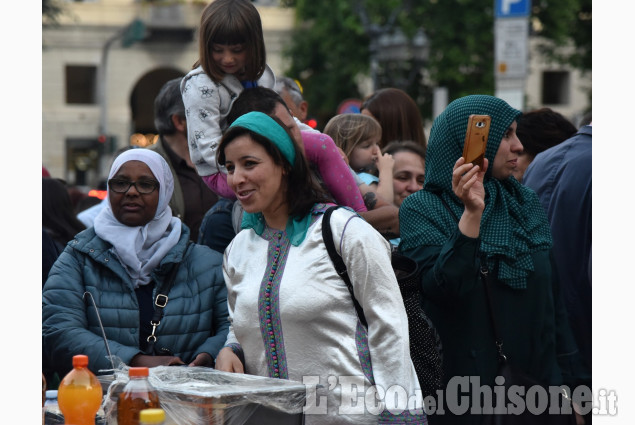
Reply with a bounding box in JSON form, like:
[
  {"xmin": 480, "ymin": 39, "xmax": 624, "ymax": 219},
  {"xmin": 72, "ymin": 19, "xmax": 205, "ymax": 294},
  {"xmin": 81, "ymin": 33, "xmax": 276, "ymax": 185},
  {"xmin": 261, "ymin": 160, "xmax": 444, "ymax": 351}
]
[
  {"xmin": 97, "ymin": 19, "xmax": 146, "ymax": 141},
  {"xmin": 494, "ymin": 0, "xmax": 531, "ymax": 110}
]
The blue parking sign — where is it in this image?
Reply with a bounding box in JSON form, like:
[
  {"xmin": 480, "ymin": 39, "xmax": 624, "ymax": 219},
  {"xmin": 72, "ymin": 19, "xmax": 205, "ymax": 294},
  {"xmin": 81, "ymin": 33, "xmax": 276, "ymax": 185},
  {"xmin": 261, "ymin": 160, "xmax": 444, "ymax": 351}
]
[{"xmin": 495, "ymin": 0, "xmax": 531, "ymax": 18}]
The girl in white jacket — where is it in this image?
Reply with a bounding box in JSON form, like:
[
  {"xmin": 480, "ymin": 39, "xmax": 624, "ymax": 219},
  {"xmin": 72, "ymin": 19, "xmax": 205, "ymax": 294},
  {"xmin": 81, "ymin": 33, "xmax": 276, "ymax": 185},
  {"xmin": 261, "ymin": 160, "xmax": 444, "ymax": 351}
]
[
  {"xmin": 182, "ymin": 0, "xmax": 368, "ymax": 216},
  {"xmin": 181, "ymin": 0, "xmax": 275, "ymax": 198}
]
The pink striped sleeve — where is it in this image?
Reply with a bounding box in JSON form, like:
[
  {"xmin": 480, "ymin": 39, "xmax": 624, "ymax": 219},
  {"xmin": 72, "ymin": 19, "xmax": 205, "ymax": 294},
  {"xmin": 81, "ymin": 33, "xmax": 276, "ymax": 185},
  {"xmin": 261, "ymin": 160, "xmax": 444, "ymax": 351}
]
[
  {"xmin": 201, "ymin": 173, "xmax": 237, "ymax": 200},
  {"xmin": 301, "ymin": 131, "xmax": 367, "ymax": 212}
]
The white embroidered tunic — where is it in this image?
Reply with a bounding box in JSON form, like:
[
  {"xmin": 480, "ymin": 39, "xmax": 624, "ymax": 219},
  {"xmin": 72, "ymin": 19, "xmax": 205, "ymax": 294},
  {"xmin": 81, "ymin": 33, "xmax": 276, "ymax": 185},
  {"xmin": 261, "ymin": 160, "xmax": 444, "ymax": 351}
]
[{"xmin": 223, "ymin": 206, "xmax": 426, "ymax": 424}]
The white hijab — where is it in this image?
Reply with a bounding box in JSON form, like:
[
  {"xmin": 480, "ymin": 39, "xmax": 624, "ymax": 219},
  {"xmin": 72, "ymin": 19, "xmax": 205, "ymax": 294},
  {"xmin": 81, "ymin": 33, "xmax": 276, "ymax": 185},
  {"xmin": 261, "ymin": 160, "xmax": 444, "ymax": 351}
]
[{"xmin": 94, "ymin": 149, "xmax": 182, "ymax": 288}]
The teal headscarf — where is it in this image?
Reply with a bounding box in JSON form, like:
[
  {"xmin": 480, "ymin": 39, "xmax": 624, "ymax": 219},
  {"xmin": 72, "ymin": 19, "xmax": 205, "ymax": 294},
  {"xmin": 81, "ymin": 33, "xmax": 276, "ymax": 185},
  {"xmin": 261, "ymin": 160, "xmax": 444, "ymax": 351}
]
[
  {"xmin": 227, "ymin": 111, "xmax": 311, "ymax": 246},
  {"xmin": 229, "ymin": 111, "xmax": 296, "ymax": 165},
  {"xmin": 400, "ymin": 95, "xmax": 552, "ymax": 289}
]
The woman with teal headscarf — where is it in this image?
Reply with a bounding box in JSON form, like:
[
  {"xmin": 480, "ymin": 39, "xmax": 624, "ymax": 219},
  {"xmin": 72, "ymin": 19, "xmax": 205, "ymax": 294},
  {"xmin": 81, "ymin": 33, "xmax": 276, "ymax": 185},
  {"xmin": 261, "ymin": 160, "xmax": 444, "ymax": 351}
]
[
  {"xmin": 213, "ymin": 112, "xmax": 427, "ymax": 424},
  {"xmin": 399, "ymin": 95, "xmax": 588, "ymax": 424}
]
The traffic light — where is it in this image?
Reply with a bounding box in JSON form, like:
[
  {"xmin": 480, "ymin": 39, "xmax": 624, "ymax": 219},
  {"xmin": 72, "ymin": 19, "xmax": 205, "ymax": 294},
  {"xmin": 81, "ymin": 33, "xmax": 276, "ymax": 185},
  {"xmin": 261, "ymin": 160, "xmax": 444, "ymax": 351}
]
[{"xmin": 97, "ymin": 134, "xmax": 117, "ymax": 153}]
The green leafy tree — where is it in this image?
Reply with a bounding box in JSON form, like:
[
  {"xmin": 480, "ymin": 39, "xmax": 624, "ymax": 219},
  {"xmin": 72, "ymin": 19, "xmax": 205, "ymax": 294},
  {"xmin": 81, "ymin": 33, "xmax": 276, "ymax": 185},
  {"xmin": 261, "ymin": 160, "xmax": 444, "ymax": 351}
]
[
  {"xmin": 281, "ymin": 0, "xmax": 591, "ymax": 126},
  {"xmin": 412, "ymin": 0, "xmax": 496, "ymax": 108},
  {"xmin": 282, "ymin": 0, "xmax": 372, "ymax": 127},
  {"xmin": 42, "ymin": 0, "xmax": 66, "ymax": 25},
  {"xmin": 532, "ymin": 0, "xmax": 592, "ymax": 72}
]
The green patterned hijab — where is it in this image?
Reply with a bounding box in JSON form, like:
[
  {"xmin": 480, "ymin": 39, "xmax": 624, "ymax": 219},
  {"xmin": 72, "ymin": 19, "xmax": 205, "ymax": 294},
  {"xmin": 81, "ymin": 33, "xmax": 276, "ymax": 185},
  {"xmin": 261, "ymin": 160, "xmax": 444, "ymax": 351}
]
[{"xmin": 400, "ymin": 95, "xmax": 552, "ymax": 289}]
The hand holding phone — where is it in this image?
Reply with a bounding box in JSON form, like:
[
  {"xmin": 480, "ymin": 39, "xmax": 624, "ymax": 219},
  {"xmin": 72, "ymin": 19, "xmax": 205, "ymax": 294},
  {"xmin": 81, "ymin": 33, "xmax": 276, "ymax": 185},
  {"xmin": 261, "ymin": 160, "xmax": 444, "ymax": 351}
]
[{"xmin": 462, "ymin": 114, "xmax": 491, "ymax": 168}]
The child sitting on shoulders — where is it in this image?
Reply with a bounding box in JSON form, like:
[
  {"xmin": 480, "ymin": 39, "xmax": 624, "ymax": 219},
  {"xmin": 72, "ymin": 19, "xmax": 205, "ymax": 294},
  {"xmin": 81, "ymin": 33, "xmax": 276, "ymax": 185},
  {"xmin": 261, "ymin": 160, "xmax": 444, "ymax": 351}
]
[
  {"xmin": 181, "ymin": 0, "xmax": 274, "ymax": 198},
  {"xmin": 323, "ymin": 114, "xmax": 394, "ymax": 204}
]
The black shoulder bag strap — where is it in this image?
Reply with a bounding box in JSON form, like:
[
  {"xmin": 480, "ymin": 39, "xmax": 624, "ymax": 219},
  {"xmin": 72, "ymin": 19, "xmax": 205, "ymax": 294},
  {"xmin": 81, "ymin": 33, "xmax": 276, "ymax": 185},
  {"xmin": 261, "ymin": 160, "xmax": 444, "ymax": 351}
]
[
  {"xmin": 437, "ymin": 192, "xmax": 459, "ymax": 222},
  {"xmin": 322, "ymin": 206, "xmax": 368, "ymax": 328},
  {"xmin": 145, "ymin": 263, "xmax": 180, "ymax": 355},
  {"xmin": 480, "ymin": 267, "xmax": 508, "ymax": 363},
  {"xmin": 437, "ymin": 192, "xmax": 506, "ymax": 360}
]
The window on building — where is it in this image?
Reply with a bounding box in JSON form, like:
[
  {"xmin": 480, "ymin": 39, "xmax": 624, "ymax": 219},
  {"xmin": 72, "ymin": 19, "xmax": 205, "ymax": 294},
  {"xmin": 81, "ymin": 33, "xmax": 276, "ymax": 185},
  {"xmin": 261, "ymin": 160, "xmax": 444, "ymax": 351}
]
[
  {"xmin": 66, "ymin": 65, "xmax": 97, "ymax": 105},
  {"xmin": 541, "ymin": 71, "xmax": 570, "ymax": 105},
  {"xmin": 65, "ymin": 138, "xmax": 104, "ymax": 187},
  {"xmin": 251, "ymin": 0, "xmax": 280, "ymax": 5}
]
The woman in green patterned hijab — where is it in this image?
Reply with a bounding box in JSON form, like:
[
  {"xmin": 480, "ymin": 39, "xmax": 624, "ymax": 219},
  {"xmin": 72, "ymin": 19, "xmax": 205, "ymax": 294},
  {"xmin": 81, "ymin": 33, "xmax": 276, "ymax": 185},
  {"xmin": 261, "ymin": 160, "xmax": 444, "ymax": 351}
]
[
  {"xmin": 401, "ymin": 95, "xmax": 552, "ymax": 288},
  {"xmin": 399, "ymin": 95, "xmax": 587, "ymax": 423}
]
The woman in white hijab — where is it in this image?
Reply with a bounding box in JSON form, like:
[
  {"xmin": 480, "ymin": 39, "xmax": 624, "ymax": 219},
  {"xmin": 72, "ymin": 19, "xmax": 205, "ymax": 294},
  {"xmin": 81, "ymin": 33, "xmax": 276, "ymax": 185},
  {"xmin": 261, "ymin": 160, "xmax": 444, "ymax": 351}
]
[
  {"xmin": 94, "ymin": 148, "xmax": 182, "ymax": 288},
  {"xmin": 43, "ymin": 149, "xmax": 229, "ymax": 376}
]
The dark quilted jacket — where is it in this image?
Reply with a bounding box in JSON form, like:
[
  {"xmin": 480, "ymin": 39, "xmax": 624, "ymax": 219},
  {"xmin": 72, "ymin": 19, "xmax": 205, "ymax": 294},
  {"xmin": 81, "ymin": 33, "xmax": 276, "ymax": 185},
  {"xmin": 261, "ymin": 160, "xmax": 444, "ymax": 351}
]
[{"xmin": 42, "ymin": 224, "xmax": 229, "ymax": 376}]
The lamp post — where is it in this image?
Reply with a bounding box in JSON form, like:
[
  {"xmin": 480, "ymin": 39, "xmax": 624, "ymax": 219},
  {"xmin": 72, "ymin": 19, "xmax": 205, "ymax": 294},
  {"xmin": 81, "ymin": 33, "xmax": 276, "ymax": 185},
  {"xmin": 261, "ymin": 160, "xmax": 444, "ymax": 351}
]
[
  {"xmin": 353, "ymin": 1, "xmax": 428, "ymax": 92},
  {"xmin": 97, "ymin": 19, "xmax": 147, "ymax": 144},
  {"xmin": 366, "ymin": 23, "xmax": 382, "ymax": 93},
  {"xmin": 354, "ymin": 0, "xmax": 404, "ymax": 92}
]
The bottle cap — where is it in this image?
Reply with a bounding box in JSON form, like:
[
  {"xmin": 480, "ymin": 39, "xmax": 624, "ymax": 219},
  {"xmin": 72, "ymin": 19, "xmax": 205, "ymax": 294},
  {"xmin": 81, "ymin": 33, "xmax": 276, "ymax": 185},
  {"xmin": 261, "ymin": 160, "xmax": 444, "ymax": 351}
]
[
  {"xmin": 128, "ymin": 367, "xmax": 150, "ymax": 377},
  {"xmin": 45, "ymin": 390, "xmax": 58, "ymax": 398},
  {"xmin": 139, "ymin": 408, "xmax": 165, "ymax": 424},
  {"xmin": 72, "ymin": 354, "xmax": 89, "ymax": 368}
]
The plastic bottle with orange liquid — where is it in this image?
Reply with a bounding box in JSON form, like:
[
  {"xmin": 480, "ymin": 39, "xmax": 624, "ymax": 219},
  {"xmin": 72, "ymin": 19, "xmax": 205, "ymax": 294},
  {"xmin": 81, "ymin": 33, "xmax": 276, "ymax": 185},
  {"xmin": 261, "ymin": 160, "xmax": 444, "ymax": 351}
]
[
  {"xmin": 57, "ymin": 354, "xmax": 103, "ymax": 425},
  {"xmin": 117, "ymin": 367, "xmax": 161, "ymax": 425}
]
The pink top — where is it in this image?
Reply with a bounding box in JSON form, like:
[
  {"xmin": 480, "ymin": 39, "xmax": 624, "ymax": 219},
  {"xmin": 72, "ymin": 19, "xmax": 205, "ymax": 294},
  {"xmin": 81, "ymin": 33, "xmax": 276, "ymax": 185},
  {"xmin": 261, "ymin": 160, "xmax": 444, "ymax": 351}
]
[{"xmin": 202, "ymin": 131, "xmax": 367, "ymax": 213}]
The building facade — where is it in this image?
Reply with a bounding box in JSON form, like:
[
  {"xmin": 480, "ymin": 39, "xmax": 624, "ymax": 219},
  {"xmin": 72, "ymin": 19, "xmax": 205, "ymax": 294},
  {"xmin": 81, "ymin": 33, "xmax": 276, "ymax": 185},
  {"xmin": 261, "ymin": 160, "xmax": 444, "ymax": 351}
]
[
  {"xmin": 42, "ymin": 0, "xmax": 590, "ymax": 188},
  {"xmin": 525, "ymin": 37, "xmax": 591, "ymax": 126},
  {"xmin": 42, "ymin": 0, "xmax": 294, "ymax": 187}
]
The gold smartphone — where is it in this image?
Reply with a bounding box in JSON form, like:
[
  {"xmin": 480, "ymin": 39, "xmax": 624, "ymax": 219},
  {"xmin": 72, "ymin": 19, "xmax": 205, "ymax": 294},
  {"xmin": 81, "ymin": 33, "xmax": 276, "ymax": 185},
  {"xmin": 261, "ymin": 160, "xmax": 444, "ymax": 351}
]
[{"xmin": 461, "ymin": 114, "xmax": 491, "ymax": 168}]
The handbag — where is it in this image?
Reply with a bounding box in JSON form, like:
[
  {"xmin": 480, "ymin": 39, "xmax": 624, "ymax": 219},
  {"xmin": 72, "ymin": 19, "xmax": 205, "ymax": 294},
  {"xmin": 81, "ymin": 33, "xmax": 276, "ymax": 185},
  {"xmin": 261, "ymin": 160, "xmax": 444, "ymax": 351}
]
[
  {"xmin": 144, "ymin": 264, "xmax": 179, "ymax": 356},
  {"xmin": 321, "ymin": 206, "xmax": 443, "ymax": 399},
  {"xmin": 480, "ymin": 267, "xmax": 577, "ymax": 425}
]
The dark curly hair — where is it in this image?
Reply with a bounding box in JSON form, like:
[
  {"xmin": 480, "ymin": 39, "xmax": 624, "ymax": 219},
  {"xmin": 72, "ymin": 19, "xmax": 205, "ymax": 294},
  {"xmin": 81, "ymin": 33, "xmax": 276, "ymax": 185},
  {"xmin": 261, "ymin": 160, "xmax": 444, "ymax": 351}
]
[{"xmin": 516, "ymin": 108, "xmax": 577, "ymax": 159}]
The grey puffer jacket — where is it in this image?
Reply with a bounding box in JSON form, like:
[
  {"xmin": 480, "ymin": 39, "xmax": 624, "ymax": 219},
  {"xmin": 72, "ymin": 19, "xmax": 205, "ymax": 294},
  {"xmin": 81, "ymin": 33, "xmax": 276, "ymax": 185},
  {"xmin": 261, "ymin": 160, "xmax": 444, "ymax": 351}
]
[{"xmin": 42, "ymin": 224, "xmax": 229, "ymax": 376}]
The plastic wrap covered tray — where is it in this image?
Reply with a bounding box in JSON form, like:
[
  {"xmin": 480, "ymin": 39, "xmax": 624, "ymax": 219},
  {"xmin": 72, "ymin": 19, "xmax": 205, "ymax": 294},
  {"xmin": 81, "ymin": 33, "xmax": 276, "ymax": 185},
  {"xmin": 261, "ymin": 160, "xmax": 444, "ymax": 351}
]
[{"xmin": 103, "ymin": 365, "xmax": 309, "ymax": 425}]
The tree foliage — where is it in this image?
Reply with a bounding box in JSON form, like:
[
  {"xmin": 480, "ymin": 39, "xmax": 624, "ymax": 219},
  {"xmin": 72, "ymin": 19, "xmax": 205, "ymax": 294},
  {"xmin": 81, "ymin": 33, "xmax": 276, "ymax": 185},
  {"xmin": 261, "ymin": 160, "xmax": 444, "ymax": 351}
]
[
  {"xmin": 532, "ymin": 0, "xmax": 592, "ymax": 71},
  {"xmin": 413, "ymin": 0, "xmax": 496, "ymax": 103},
  {"xmin": 280, "ymin": 0, "xmax": 591, "ymax": 127},
  {"xmin": 282, "ymin": 0, "xmax": 371, "ymax": 128},
  {"xmin": 42, "ymin": 0, "xmax": 66, "ymax": 25}
]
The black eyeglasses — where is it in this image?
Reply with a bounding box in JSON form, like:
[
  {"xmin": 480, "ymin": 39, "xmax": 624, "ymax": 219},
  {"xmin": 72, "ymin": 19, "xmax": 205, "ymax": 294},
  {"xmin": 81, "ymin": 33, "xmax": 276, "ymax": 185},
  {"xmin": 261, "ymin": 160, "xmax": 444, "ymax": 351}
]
[{"xmin": 108, "ymin": 178, "xmax": 159, "ymax": 194}]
